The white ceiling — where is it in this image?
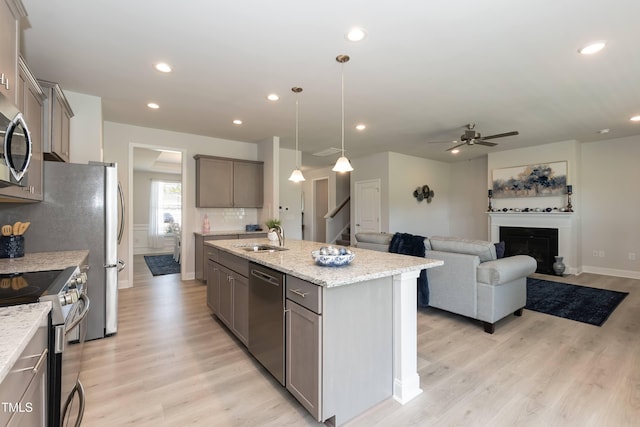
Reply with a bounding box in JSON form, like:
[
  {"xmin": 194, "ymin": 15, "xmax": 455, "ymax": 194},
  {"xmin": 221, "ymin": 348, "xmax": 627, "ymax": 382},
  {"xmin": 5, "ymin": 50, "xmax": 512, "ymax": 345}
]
[
  {"xmin": 132, "ymin": 147, "xmax": 181, "ymax": 175},
  {"xmin": 19, "ymin": 0, "xmax": 640, "ymax": 168}
]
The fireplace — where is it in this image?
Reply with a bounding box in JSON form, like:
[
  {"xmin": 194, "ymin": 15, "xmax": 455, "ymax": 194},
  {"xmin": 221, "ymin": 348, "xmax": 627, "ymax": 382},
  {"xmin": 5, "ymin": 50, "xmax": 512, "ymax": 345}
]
[{"xmin": 500, "ymin": 226, "xmax": 558, "ymax": 274}]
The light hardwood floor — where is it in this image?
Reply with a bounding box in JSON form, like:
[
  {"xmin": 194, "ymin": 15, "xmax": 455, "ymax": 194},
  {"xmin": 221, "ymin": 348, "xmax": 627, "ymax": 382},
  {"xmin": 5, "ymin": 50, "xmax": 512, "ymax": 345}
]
[{"xmin": 80, "ymin": 259, "xmax": 640, "ymax": 426}]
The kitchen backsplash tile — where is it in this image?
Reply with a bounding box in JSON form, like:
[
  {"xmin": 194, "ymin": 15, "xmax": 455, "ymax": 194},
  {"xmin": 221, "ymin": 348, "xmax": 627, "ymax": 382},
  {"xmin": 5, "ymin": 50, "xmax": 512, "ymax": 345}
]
[{"xmin": 197, "ymin": 208, "xmax": 259, "ymax": 232}]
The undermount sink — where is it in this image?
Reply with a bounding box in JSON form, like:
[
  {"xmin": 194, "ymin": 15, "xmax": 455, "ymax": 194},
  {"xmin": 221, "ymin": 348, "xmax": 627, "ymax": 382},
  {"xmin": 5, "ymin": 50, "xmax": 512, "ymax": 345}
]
[{"xmin": 238, "ymin": 244, "xmax": 288, "ymax": 253}]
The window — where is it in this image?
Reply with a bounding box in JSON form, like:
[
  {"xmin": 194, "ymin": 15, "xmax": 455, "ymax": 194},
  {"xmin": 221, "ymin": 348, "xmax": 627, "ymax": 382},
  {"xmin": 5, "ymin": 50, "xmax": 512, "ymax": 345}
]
[{"xmin": 149, "ymin": 180, "xmax": 181, "ymax": 248}]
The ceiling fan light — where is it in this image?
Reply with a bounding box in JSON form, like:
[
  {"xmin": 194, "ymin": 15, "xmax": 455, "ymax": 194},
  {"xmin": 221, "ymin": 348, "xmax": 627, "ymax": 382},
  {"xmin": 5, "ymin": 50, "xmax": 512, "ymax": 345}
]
[
  {"xmin": 332, "ymin": 156, "xmax": 353, "ymax": 172},
  {"xmin": 578, "ymin": 41, "xmax": 606, "ymax": 55},
  {"xmin": 288, "ymin": 168, "xmax": 306, "ymax": 182},
  {"xmin": 630, "ymin": 115, "xmax": 640, "ymax": 122}
]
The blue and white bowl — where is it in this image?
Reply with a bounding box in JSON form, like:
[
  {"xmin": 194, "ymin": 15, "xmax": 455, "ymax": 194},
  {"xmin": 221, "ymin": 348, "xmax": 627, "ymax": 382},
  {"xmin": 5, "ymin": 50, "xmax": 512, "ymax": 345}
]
[{"xmin": 311, "ymin": 250, "xmax": 355, "ymax": 267}]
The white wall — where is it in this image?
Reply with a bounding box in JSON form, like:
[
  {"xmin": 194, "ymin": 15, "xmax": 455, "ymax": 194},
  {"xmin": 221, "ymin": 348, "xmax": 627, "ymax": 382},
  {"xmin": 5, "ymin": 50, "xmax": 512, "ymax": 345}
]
[
  {"xmin": 581, "ymin": 135, "xmax": 640, "ymax": 278},
  {"xmin": 103, "ymin": 121, "xmax": 259, "ymax": 285},
  {"xmin": 278, "ymin": 147, "xmax": 303, "ymax": 239},
  {"xmin": 257, "ymin": 136, "xmax": 278, "ymax": 227},
  {"xmin": 449, "ymin": 157, "xmax": 489, "ymax": 240},
  {"xmin": 388, "ymin": 152, "xmax": 451, "ymax": 237},
  {"xmin": 66, "ymin": 91, "xmax": 103, "ymax": 164}
]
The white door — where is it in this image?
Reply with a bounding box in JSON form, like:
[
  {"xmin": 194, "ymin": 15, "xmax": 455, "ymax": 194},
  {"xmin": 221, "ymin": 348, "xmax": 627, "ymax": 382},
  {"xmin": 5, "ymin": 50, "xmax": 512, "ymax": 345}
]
[{"xmin": 355, "ymin": 179, "xmax": 380, "ymax": 234}]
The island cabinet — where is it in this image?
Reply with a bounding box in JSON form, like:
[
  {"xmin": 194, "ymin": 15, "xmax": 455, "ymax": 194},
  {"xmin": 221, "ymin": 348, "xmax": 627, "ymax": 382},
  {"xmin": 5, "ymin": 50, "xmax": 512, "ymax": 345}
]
[
  {"xmin": 194, "ymin": 155, "xmax": 263, "ymax": 208},
  {"xmin": 39, "ymin": 79, "xmax": 74, "ymax": 162},
  {"xmin": 285, "ymin": 275, "xmax": 393, "ymax": 426},
  {"xmin": 0, "ymin": 57, "xmax": 45, "ymax": 201},
  {"xmin": 207, "ymin": 249, "xmax": 249, "ymax": 346}
]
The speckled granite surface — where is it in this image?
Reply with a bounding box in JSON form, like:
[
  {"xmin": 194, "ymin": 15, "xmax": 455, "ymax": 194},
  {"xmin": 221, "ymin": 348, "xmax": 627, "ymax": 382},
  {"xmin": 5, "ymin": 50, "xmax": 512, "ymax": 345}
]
[
  {"xmin": 206, "ymin": 238, "xmax": 443, "ymax": 287},
  {"xmin": 0, "ymin": 302, "xmax": 51, "ymax": 384},
  {"xmin": 0, "ymin": 250, "xmax": 89, "ymax": 275},
  {"xmin": 194, "ymin": 230, "xmax": 267, "ymax": 237}
]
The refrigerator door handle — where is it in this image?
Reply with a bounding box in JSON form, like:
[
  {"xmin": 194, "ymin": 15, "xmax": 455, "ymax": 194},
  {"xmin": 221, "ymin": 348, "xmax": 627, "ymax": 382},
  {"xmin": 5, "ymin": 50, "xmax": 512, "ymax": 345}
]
[{"xmin": 117, "ymin": 182, "xmax": 125, "ymax": 244}]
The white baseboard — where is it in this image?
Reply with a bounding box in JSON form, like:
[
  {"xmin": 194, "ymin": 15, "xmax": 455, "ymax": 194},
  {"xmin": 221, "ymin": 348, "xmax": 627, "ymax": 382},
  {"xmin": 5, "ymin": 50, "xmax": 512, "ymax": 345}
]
[
  {"xmin": 118, "ymin": 279, "xmax": 132, "ymax": 289},
  {"xmin": 580, "ymin": 265, "xmax": 640, "ymax": 280}
]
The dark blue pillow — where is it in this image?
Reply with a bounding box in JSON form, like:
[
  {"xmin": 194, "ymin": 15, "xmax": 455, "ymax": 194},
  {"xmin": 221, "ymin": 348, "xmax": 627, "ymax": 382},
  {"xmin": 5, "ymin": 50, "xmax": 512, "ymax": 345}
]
[{"xmin": 494, "ymin": 241, "xmax": 506, "ymax": 259}]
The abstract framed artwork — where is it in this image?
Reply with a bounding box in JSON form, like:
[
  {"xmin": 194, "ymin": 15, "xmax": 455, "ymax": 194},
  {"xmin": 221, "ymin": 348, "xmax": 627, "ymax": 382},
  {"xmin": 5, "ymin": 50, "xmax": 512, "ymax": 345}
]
[{"xmin": 492, "ymin": 161, "xmax": 567, "ymax": 198}]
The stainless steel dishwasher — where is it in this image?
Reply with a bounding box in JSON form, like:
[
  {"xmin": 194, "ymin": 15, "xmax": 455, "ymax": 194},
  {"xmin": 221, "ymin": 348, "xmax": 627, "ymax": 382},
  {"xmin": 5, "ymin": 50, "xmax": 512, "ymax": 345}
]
[{"xmin": 248, "ymin": 262, "xmax": 285, "ymax": 385}]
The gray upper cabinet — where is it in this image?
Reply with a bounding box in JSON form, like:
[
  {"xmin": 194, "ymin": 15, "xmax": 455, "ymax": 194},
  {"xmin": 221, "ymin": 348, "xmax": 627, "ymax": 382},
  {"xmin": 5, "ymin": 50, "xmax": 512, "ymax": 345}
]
[
  {"xmin": 0, "ymin": 0, "xmax": 26, "ymax": 105},
  {"xmin": 0, "ymin": 57, "xmax": 44, "ymax": 201},
  {"xmin": 39, "ymin": 79, "xmax": 74, "ymax": 162},
  {"xmin": 195, "ymin": 155, "xmax": 263, "ymax": 208}
]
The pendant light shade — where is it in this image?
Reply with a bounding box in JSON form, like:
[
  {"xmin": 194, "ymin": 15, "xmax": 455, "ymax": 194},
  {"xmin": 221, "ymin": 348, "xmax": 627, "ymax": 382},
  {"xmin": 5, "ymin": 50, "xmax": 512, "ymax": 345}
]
[
  {"xmin": 332, "ymin": 54, "xmax": 354, "ymax": 173},
  {"xmin": 288, "ymin": 87, "xmax": 306, "ymax": 182}
]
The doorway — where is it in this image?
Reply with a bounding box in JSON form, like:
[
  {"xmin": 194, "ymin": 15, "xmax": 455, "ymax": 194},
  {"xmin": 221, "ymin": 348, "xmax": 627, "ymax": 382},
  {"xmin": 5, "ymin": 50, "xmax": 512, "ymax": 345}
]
[
  {"xmin": 355, "ymin": 179, "xmax": 381, "ymax": 234},
  {"xmin": 129, "ymin": 146, "xmax": 184, "ymax": 284},
  {"xmin": 314, "ymin": 178, "xmax": 328, "ymax": 242}
]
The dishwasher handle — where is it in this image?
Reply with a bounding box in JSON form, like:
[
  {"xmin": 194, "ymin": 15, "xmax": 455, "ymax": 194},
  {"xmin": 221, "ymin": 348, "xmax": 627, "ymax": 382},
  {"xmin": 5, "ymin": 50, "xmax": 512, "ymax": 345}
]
[{"xmin": 250, "ymin": 269, "xmax": 282, "ymax": 287}]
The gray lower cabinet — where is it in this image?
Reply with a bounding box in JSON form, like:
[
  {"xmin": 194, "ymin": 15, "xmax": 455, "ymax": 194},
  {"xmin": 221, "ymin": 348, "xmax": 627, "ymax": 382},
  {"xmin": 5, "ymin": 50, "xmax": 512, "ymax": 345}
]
[
  {"xmin": 208, "ymin": 252, "xmax": 249, "ymax": 346},
  {"xmin": 206, "ymin": 259, "xmax": 220, "ymax": 313},
  {"xmin": 197, "ymin": 233, "xmax": 266, "ymax": 282},
  {"xmin": 0, "ymin": 317, "xmax": 48, "ymax": 427},
  {"xmin": 286, "ymin": 299, "xmax": 322, "ymax": 420}
]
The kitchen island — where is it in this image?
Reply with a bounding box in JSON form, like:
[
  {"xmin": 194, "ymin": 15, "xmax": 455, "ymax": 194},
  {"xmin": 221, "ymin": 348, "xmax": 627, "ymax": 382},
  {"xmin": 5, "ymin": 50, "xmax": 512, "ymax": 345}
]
[{"xmin": 206, "ymin": 238, "xmax": 443, "ymax": 425}]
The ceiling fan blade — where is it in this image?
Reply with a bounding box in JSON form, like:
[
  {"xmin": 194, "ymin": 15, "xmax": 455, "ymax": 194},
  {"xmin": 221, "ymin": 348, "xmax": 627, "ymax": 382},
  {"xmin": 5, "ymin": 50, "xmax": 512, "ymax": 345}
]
[
  {"xmin": 482, "ymin": 131, "xmax": 519, "ymax": 140},
  {"xmin": 446, "ymin": 142, "xmax": 468, "ymax": 152},
  {"xmin": 474, "ymin": 140, "xmax": 498, "ymax": 147}
]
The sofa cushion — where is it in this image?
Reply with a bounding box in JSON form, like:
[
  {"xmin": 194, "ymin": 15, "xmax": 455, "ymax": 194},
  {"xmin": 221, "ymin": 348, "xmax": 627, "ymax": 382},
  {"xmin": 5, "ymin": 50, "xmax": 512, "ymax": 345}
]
[
  {"xmin": 494, "ymin": 241, "xmax": 506, "ymax": 259},
  {"xmin": 429, "ymin": 236, "xmax": 497, "ymax": 262}
]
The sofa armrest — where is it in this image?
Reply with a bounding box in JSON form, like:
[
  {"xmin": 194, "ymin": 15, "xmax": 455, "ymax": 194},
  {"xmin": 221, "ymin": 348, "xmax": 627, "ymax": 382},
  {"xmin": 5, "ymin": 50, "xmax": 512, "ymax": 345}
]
[{"xmin": 476, "ymin": 255, "xmax": 537, "ymax": 285}]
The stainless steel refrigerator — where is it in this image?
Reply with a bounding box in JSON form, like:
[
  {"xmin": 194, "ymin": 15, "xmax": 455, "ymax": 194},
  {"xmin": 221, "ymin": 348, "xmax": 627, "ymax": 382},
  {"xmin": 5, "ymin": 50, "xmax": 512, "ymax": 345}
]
[{"xmin": 0, "ymin": 161, "xmax": 124, "ymax": 340}]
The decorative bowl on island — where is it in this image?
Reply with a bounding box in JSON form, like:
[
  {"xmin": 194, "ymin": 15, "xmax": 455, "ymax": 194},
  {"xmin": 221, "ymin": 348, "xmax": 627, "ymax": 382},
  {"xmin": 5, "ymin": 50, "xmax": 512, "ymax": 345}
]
[{"xmin": 311, "ymin": 246, "xmax": 355, "ymax": 267}]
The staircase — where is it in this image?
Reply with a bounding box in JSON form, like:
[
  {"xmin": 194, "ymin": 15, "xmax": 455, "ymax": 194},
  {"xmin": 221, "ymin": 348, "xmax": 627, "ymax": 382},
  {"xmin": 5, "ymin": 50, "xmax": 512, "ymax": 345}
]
[{"xmin": 335, "ymin": 226, "xmax": 351, "ymax": 247}]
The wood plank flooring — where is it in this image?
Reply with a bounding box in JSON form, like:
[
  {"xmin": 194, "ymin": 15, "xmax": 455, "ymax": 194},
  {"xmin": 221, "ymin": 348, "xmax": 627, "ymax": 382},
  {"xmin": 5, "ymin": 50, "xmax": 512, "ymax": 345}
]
[{"xmin": 80, "ymin": 259, "xmax": 640, "ymax": 426}]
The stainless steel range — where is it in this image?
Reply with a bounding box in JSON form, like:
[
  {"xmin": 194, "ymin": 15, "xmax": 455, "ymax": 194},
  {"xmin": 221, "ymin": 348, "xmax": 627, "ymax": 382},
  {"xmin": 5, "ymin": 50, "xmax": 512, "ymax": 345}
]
[{"xmin": 0, "ymin": 266, "xmax": 89, "ymax": 426}]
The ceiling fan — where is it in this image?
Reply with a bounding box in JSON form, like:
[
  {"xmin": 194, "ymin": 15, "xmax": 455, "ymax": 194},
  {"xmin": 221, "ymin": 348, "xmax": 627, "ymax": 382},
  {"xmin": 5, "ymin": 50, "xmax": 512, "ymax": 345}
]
[{"xmin": 432, "ymin": 124, "xmax": 519, "ymax": 152}]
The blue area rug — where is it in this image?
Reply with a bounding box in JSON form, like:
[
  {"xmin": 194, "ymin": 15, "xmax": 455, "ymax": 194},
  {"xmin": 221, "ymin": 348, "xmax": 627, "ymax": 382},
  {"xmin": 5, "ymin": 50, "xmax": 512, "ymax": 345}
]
[
  {"xmin": 526, "ymin": 278, "xmax": 628, "ymax": 326},
  {"xmin": 144, "ymin": 254, "xmax": 180, "ymax": 276}
]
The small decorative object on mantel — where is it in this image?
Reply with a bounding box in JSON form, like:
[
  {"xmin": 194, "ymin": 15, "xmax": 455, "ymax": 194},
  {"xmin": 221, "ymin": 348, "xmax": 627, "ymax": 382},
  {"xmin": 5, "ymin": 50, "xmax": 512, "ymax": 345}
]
[
  {"xmin": 413, "ymin": 185, "xmax": 435, "ymax": 203},
  {"xmin": 488, "ymin": 189, "xmax": 493, "ymax": 212},
  {"xmin": 566, "ymin": 184, "xmax": 573, "ymax": 212}
]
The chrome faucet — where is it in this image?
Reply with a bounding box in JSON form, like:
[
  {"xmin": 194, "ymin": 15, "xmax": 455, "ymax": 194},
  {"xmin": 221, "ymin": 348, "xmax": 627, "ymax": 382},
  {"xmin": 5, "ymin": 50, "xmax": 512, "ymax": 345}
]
[{"xmin": 271, "ymin": 224, "xmax": 285, "ymax": 247}]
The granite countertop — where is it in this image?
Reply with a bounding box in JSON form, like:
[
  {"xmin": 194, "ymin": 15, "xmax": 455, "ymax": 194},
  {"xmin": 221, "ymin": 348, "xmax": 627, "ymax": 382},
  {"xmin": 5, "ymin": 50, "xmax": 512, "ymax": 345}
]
[
  {"xmin": 0, "ymin": 302, "xmax": 51, "ymax": 384},
  {"xmin": 195, "ymin": 230, "xmax": 266, "ymax": 237},
  {"xmin": 0, "ymin": 250, "xmax": 89, "ymax": 275},
  {"xmin": 206, "ymin": 238, "xmax": 443, "ymax": 288}
]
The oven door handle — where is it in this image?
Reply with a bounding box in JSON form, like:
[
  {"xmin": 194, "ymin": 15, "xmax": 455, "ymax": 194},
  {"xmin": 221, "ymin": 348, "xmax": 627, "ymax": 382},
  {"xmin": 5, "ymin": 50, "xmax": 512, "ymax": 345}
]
[{"xmin": 65, "ymin": 293, "xmax": 91, "ymax": 333}]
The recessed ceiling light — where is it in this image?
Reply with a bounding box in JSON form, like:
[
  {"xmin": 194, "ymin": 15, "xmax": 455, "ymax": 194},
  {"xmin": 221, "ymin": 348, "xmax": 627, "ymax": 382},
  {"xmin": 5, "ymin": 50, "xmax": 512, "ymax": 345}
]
[
  {"xmin": 267, "ymin": 94, "xmax": 279, "ymax": 101},
  {"xmin": 355, "ymin": 124, "xmax": 366, "ymax": 131},
  {"xmin": 451, "ymin": 149, "xmax": 460, "ymax": 154},
  {"xmin": 233, "ymin": 119, "xmax": 243, "ymax": 125},
  {"xmin": 598, "ymin": 128, "xmax": 610, "ymax": 134},
  {"xmin": 154, "ymin": 62, "xmax": 172, "ymax": 73},
  {"xmin": 147, "ymin": 102, "xmax": 159, "ymax": 109},
  {"xmin": 346, "ymin": 27, "xmax": 367, "ymax": 42},
  {"xmin": 578, "ymin": 41, "xmax": 606, "ymax": 55},
  {"xmin": 630, "ymin": 115, "xmax": 640, "ymax": 122}
]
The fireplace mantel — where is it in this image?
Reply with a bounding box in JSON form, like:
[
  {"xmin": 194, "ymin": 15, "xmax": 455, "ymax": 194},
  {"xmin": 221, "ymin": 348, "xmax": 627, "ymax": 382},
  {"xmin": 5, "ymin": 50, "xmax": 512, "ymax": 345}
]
[{"xmin": 488, "ymin": 212, "xmax": 577, "ymax": 274}]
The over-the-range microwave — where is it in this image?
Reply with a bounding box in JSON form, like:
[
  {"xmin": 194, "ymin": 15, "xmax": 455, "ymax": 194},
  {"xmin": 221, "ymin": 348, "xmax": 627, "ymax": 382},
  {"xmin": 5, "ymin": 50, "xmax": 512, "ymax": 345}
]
[{"xmin": 0, "ymin": 91, "xmax": 32, "ymax": 188}]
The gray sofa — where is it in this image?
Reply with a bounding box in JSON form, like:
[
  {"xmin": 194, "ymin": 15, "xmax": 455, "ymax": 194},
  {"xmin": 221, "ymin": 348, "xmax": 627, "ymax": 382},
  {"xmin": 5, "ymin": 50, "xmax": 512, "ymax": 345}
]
[{"xmin": 354, "ymin": 232, "xmax": 537, "ymax": 333}]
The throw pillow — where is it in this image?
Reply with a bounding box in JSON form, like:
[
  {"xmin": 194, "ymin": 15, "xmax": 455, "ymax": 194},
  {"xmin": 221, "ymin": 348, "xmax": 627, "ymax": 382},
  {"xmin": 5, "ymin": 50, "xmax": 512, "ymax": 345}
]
[{"xmin": 494, "ymin": 241, "xmax": 506, "ymax": 259}]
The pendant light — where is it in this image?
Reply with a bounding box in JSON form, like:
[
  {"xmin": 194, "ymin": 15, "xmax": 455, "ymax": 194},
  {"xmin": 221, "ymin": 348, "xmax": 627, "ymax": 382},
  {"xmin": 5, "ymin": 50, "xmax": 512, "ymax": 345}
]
[
  {"xmin": 332, "ymin": 54, "xmax": 354, "ymax": 173},
  {"xmin": 288, "ymin": 87, "xmax": 306, "ymax": 182}
]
